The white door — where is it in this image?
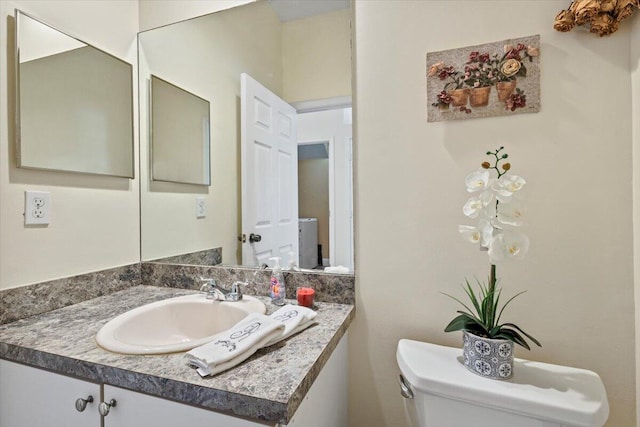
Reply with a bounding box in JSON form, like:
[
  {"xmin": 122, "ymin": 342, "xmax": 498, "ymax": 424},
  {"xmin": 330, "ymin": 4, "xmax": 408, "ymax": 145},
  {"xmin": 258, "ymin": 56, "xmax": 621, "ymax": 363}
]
[{"xmin": 241, "ymin": 73, "xmax": 298, "ymax": 267}]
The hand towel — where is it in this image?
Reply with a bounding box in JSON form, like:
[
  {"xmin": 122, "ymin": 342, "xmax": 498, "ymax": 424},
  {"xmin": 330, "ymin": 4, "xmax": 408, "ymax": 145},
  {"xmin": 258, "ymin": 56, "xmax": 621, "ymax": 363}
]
[
  {"xmin": 324, "ymin": 265, "xmax": 350, "ymax": 274},
  {"xmin": 185, "ymin": 312, "xmax": 284, "ymax": 377},
  {"xmin": 265, "ymin": 304, "xmax": 318, "ymax": 346}
]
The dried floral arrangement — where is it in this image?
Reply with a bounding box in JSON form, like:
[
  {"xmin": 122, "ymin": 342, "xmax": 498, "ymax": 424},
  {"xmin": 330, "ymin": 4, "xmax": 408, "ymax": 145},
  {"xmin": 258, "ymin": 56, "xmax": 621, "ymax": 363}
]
[{"xmin": 554, "ymin": 0, "xmax": 639, "ymax": 36}]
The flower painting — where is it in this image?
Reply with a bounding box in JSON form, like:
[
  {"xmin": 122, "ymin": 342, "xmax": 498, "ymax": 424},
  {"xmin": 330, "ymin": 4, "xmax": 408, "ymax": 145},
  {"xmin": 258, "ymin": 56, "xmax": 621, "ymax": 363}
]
[{"xmin": 426, "ymin": 35, "xmax": 540, "ymax": 122}]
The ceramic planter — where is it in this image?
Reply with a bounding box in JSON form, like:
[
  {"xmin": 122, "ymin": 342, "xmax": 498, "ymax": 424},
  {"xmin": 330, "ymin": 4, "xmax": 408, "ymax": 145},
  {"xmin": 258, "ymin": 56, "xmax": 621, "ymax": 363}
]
[{"xmin": 462, "ymin": 330, "xmax": 514, "ymax": 380}]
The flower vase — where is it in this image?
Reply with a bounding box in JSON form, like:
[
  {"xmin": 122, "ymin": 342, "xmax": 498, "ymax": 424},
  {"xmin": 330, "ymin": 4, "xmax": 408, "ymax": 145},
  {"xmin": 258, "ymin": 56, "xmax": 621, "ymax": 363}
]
[
  {"xmin": 462, "ymin": 330, "xmax": 514, "ymax": 380},
  {"xmin": 438, "ymin": 103, "xmax": 450, "ymax": 112},
  {"xmin": 469, "ymin": 86, "xmax": 491, "ymax": 107},
  {"xmin": 448, "ymin": 88, "xmax": 469, "ymax": 107},
  {"xmin": 496, "ymin": 80, "xmax": 517, "ymax": 102}
]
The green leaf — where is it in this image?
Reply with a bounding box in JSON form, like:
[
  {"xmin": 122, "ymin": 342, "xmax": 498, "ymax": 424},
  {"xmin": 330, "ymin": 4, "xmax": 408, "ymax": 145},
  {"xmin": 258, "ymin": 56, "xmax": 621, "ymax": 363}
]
[
  {"xmin": 517, "ymin": 65, "xmax": 527, "ymax": 78},
  {"xmin": 444, "ymin": 313, "xmax": 477, "ymax": 332},
  {"xmin": 495, "ymin": 291, "xmax": 527, "ymax": 325},
  {"xmin": 455, "ymin": 310, "xmax": 483, "ymax": 326},
  {"xmin": 441, "ymin": 292, "xmax": 476, "ymax": 317},
  {"xmin": 463, "ymin": 280, "xmax": 482, "ymax": 316},
  {"xmin": 501, "ymin": 323, "xmax": 542, "ymax": 347}
]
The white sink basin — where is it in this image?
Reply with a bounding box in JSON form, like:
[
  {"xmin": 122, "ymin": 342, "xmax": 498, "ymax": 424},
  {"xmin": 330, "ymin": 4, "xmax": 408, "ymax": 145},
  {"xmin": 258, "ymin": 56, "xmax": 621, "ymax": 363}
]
[{"xmin": 96, "ymin": 293, "xmax": 266, "ymax": 355}]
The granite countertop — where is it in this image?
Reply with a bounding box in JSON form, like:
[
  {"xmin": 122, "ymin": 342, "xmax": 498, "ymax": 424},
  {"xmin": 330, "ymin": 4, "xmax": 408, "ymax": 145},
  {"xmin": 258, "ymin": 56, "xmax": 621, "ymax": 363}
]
[{"xmin": 0, "ymin": 286, "xmax": 354, "ymax": 424}]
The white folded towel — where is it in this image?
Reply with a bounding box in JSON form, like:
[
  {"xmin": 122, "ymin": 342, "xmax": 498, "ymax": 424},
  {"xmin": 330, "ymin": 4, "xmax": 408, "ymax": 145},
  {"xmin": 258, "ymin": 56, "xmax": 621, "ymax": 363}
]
[
  {"xmin": 265, "ymin": 304, "xmax": 318, "ymax": 346},
  {"xmin": 185, "ymin": 312, "xmax": 285, "ymax": 377},
  {"xmin": 324, "ymin": 265, "xmax": 350, "ymax": 274}
]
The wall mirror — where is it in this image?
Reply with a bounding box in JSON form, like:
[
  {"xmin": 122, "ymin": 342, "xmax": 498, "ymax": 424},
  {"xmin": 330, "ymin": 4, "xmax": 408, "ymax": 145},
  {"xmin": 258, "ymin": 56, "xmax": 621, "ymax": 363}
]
[
  {"xmin": 150, "ymin": 75, "xmax": 211, "ymax": 185},
  {"xmin": 16, "ymin": 10, "xmax": 134, "ymax": 178},
  {"xmin": 139, "ymin": 0, "xmax": 354, "ymax": 273}
]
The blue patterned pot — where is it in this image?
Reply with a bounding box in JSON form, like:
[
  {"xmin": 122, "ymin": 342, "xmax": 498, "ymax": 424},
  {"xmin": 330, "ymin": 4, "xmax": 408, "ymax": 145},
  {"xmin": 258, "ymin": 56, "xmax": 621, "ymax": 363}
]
[{"xmin": 462, "ymin": 330, "xmax": 514, "ymax": 380}]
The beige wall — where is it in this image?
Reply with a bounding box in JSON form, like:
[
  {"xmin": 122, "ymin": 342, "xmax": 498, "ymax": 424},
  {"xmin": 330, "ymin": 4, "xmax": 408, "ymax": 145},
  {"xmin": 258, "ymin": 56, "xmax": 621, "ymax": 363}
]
[
  {"xmin": 632, "ymin": 13, "xmax": 640, "ymax": 427},
  {"xmin": 352, "ymin": 1, "xmax": 635, "ymax": 426},
  {"xmin": 138, "ymin": 0, "xmax": 253, "ymax": 31},
  {"xmin": 282, "ymin": 8, "xmax": 351, "ymax": 103},
  {"xmin": 0, "ymin": 0, "xmax": 140, "ymax": 290},
  {"xmin": 299, "ymin": 159, "xmax": 330, "ymax": 259}
]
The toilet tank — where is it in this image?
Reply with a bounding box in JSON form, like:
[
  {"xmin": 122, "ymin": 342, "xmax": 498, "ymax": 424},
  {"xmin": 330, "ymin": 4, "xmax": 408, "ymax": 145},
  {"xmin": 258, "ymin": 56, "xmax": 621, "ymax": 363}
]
[{"xmin": 396, "ymin": 339, "xmax": 609, "ymax": 427}]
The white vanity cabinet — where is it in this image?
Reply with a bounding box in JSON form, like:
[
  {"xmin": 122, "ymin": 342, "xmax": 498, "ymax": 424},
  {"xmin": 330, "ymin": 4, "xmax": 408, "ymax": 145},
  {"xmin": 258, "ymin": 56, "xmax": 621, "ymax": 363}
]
[
  {"xmin": 0, "ymin": 334, "xmax": 348, "ymax": 427},
  {"xmin": 103, "ymin": 385, "xmax": 269, "ymax": 427},
  {"xmin": 0, "ymin": 360, "xmax": 263, "ymax": 427},
  {"xmin": 0, "ymin": 359, "xmax": 100, "ymax": 427}
]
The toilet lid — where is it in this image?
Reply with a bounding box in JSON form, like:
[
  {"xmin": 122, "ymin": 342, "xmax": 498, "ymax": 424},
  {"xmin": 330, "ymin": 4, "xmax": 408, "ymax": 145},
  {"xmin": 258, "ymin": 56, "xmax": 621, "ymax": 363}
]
[{"xmin": 396, "ymin": 339, "xmax": 609, "ymax": 427}]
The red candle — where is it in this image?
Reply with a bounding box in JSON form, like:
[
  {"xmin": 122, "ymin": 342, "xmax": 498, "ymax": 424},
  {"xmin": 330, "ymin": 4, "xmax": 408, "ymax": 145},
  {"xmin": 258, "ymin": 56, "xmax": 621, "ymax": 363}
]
[{"xmin": 297, "ymin": 287, "xmax": 315, "ymax": 307}]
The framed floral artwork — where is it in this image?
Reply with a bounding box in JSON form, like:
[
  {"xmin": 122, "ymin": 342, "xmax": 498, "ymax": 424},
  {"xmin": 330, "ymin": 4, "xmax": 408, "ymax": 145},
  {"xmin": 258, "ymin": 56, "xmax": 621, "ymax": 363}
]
[{"xmin": 426, "ymin": 35, "xmax": 540, "ymax": 122}]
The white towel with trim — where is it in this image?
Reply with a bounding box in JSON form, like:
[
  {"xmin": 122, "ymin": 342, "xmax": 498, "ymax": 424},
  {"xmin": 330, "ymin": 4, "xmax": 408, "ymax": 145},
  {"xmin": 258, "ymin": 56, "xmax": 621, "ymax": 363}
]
[
  {"xmin": 185, "ymin": 312, "xmax": 284, "ymax": 377},
  {"xmin": 265, "ymin": 304, "xmax": 318, "ymax": 346}
]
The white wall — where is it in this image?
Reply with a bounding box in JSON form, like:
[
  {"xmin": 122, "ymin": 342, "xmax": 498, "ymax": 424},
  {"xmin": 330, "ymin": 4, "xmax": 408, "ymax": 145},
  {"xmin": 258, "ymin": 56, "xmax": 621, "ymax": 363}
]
[
  {"xmin": 138, "ymin": 0, "xmax": 253, "ymax": 31},
  {"xmin": 0, "ymin": 1, "xmax": 140, "ymax": 289},
  {"xmin": 352, "ymin": 1, "xmax": 635, "ymax": 426}
]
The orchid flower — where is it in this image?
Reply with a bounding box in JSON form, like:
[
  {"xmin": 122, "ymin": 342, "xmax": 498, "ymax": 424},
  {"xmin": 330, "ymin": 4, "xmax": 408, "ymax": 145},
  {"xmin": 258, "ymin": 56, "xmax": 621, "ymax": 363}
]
[
  {"xmin": 496, "ymin": 198, "xmax": 525, "ymax": 227},
  {"xmin": 465, "ymin": 169, "xmax": 490, "ymax": 193},
  {"xmin": 458, "ymin": 225, "xmax": 482, "ymax": 244},
  {"xmin": 462, "ymin": 191, "xmax": 493, "ymax": 218},
  {"xmin": 488, "ymin": 230, "xmax": 530, "ymax": 264}
]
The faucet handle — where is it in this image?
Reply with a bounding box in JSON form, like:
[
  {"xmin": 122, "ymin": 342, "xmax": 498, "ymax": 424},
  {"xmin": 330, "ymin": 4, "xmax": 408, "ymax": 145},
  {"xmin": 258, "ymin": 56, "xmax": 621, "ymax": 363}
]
[
  {"xmin": 199, "ymin": 277, "xmax": 216, "ymax": 293},
  {"xmin": 228, "ymin": 281, "xmax": 247, "ymax": 301}
]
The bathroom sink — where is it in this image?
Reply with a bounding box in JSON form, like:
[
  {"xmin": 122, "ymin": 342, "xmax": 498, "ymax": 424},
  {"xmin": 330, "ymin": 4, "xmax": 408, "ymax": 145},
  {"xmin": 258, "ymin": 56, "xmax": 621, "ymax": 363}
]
[{"xmin": 96, "ymin": 293, "xmax": 266, "ymax": 355}]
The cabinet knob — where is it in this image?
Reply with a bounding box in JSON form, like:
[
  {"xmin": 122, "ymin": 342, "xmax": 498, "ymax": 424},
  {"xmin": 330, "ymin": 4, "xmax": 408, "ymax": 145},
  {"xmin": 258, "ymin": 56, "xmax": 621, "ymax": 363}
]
[
  {"xmin": 74, "ymin": 395, "xmax": 94, "ymax": 412},
  {"xmin": 98, "ymin": 399, "xmax": 117, "ymax": 416}
]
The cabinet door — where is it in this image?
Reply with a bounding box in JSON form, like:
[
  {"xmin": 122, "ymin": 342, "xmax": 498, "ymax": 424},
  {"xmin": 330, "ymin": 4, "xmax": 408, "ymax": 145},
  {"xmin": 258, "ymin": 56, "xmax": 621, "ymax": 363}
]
[
  {"xmin": 284, "ymin": 333, "xmax": 349, "ymax": 427},
  {"xmin": 0, "ymin": 359, "xmax": 100, "ymax": 427},
  {"xmin": 103, "ymin": 385, "xmax": 272, "ymax": 427}
]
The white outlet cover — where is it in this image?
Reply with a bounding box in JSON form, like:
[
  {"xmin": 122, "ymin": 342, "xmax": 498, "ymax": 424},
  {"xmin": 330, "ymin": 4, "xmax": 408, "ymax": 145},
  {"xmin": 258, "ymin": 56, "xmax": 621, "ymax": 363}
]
[
  {"xmin": 25, "ymin": 191, "xmax": 51, "ymax": 225},
  {"xmin": 196, "ymin": 197, "xmax": 206, "ymax": 218}
]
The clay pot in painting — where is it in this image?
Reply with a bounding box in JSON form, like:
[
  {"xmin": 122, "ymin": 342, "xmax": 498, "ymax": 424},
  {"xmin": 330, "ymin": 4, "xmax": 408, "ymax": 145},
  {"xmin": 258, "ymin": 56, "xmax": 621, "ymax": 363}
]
[
  {"xmin": 448, "ymin": 88, "xmax": 469, "ymax": 107},
  {"xmin": 469, "ymin": 86, "xmax": 491, "ymax": 107},
  {"xmin": 496, "ymin": 80, "xmax": 517, "ymax": 102}
]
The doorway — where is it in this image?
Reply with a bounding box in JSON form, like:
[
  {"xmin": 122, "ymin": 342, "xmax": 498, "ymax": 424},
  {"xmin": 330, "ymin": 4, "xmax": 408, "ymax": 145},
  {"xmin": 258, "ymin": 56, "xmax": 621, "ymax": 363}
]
[{"xmin": 296, "ymin": 107, "xmax": 353, "ymax": 272}]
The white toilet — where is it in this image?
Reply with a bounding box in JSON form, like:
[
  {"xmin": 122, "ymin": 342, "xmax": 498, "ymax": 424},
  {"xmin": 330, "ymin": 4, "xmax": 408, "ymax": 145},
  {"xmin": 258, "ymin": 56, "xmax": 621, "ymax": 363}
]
[{"xmin": 396, "ymin": 339, "xmax": 609, "ymax": 427}]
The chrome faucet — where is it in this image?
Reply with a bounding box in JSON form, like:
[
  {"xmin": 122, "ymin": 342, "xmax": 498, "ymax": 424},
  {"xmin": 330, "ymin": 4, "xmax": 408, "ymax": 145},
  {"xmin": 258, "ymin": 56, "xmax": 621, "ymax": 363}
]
[{"xmin": 199, "ymin": 278, "xmax": 246, "ymax": 301}]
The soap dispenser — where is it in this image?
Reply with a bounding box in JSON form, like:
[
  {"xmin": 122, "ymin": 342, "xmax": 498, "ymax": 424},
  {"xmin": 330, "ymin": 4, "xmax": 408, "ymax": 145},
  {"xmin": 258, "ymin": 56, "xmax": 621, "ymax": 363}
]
[{"xmin": 269, "ymin": 257, "xmax": 286, "ymax": 305}]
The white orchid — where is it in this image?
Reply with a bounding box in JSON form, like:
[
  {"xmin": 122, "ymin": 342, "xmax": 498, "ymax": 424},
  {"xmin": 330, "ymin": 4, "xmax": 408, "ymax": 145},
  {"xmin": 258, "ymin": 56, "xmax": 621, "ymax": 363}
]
[
  {"xmin": 459, "ymin": 225, "xmax": 482, "ymax": 244},
  {"xmin": 465, "ymin": 169, "xmax": 490, "ymax": 193},
  {"xmin": 447, "ymin": 147, "xmax": 540, "ymax": 352},
  {"xmin": 491, "ymin": 175, "xmax": 526, "ymax": 203},
  {"xmin": 459, "ymin": 148, "xmax": 528, "ymax": 262},
  {"xmin": 488, "ymin": 230, "xmax": 530, "ymax": 264},
  {"xmin": 463, "ymin": 191, "xmax": 493, "ymax": 218}
]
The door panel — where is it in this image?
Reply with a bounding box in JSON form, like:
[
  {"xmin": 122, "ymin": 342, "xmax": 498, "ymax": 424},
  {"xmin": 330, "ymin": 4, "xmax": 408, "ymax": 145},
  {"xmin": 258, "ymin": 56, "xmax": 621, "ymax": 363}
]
[{"xmin": 241, "ymin": 73, "xmax": 298, "ymax": 267}]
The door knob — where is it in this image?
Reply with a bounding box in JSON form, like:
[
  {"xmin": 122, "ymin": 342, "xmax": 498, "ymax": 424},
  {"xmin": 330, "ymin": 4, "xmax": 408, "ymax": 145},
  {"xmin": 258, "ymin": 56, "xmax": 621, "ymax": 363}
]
[
  {"xmin": 249, "ymin": 233, "xmax": 262, "ymax": 243},
  {"xmin": 74, "ymin": 395, "xmax": 93, "ymax": 412},
  {"xmin": 99, "ymin": 399, "xmax": 117, "ymax": 416}
]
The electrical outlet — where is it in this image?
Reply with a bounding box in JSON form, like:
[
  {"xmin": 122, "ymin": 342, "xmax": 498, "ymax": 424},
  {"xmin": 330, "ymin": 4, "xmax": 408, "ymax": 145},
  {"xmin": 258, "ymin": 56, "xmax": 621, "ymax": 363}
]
[
  {"xmin": 25, "ymin": 191, "xmax": 51, "ymax": 225},
  {"xmin": 196, "ymin": 197, "xmax": 206, "ymax": 218}
]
